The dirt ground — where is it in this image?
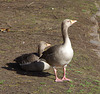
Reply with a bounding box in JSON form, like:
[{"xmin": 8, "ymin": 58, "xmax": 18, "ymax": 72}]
[{"xmin": 0, "ymin": 0, "xmax": 100, "ymax": 94}]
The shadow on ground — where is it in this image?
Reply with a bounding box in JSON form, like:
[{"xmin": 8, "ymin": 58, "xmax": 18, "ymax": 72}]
[{"xmin": 2, "ymin": 62, "xmax": 52, "ymax": 77}]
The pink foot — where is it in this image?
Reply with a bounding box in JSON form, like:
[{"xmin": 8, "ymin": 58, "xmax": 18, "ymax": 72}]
[
  {"xmin": 62, "ymin": 77, "xmax": 71, "ymax": 81},
  {"xmin": 55, "ymin": 78, "xmax": 63, "ymax": 82}
]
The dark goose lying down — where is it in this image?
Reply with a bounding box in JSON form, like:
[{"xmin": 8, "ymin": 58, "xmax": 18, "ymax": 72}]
[
  {"xmin": 14, "ymin": 41, "xmax": 51, "ymax": 71},
  {"xmin": 40, "ymin": 19, "xmax": 77, "ymax": 82}
]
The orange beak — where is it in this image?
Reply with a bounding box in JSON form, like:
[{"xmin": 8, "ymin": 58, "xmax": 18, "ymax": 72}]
[
  {"xmin": 71, "ymin": 20, "xmax": 77, "ymax": 24},
  {"xmin": 46, "ymin": 43, "xmax": 51, "ymax": 47}
]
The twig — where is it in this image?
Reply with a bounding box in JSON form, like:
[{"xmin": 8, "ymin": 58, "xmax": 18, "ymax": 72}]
[{"xmin": 27, "ymin": 2, "xmax": 34, "ymax": 7}]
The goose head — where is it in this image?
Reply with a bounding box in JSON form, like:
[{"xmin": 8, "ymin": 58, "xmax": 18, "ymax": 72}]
[
  {"xmin": 38, "ymin": 41, "xmax": 51, "ymax": 57},
  {"xmin": 62, "ymin": 19, "xmax": 77, "ymax": 28},
  {"xmin": 40, "ymin": 41, "xmax": 51, "ymax": 50}
]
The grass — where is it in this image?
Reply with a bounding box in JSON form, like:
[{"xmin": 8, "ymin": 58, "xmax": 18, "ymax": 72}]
[
  {"xmin": 0, "ymin": 0, "xmax": 100, "ymax": 94},
  {"xmin": 0, "ymin": 80, "xmax": 5, "ymax": 84},
  {"xmin": 80, "ymin": 83, "xmax": 85, "ymax": 87},
  {"xmin": 81, "ymin": 9, "xmax": 87, "ymax": 13},
  {"xmin": 93, "ymin": 80, "xmax": 100, "ymax": 83},
  {"xmin": 85, "ymin": 80, "xmax": 91, "ymax": 84},
  {"xmin": 79, "ymin": 1, "xmax": 98, "ymax": 15},
  {"xmin": 66, "ymin": 89, "xmax": 72, "ymax": 93},
  {"xmin": 50, "ymin": 91, "xmax": 55, "ymax": 93},
  {"xmin": 79, "ymin": 89, "xmax": 84, "ymax": 93},
  {"xmin": 40, "ymin": 82, "xmax": 46, "ymax": 85},
  {"xmin": 70, "ymin": 84, "xmax": 75, "ymax": 88},
  {"xmin": 77, "ymin": 78, "xmax": 100, "ymax": 93},
  {"xmin": 65, "ymin": 82, "xmax": 75, "ymax": 93},
  {"xmin": 82, "ymin": 66, "xmax": 93, "ymax": 70},
  {"xmin": 75, "ymin": 71, "xmax": 83, "ymax": 74}
]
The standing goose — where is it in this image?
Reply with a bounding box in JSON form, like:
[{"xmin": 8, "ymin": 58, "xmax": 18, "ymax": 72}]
[
  {"xmin": 40, "ymin": 19, "xmax": 77, "ymax": 82},
  {"xmin": 14, "ymin": 41, "xmax": 51, "ymax": 71}
]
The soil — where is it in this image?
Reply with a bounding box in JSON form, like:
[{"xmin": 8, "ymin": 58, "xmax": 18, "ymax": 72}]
[{"xmin": 0, "ymin": 0, "xmax": 100, "ymax": 94}]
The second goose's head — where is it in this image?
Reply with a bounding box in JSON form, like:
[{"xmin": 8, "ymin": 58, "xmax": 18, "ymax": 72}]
[
  {"xmin": 39, "ymin": 41, "xmax": 51, "ymax": 51},
  {"xmin": 38, "ymin": 41, "xmax": 51, "ymax": 57}
]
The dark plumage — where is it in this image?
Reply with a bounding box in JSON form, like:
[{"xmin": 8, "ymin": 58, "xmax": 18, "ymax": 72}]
[{"xmin": 14, "ymin": 41, "xmax": 51, "ymax": 71}]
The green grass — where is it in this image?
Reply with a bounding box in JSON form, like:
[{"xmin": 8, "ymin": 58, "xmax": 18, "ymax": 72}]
[
  {"xmin": 38, "ymin": 86, "xmax": 43, "ymax": 90},
  {"xmin": 50, "ymin": 91, "xmax": 55, "ymax": 93},
  {"xmin": 80, "ymin": 83, "xmax": 85, "ymax": 87},
  {"xmin": 70, "ymin": 84, "xmax": 75, "ymax": 88},
  {"xmin": 79, "ymin": 89, "xmax": 84, "ymax": 93},
  {"xmin": 0, "ymin": 80, "xmax": 5, "ymax": 84},
  {"xmin": 93, "ymin": 80, "xmax": 100, "ymax": 85},
  {"xmin": 67, "ymin": 89, "xmax": 72, "ymax": 93},
  {"xmin": 82, "ymin": 9, "xmax": 87, "ymax": 12},
  {"xmin": 75, "ymin": 71, "xmax": 83, "ymax": 74},
  {"xmin": 40, "ymin": 82, "xmax": 46, "ymax": 85}
]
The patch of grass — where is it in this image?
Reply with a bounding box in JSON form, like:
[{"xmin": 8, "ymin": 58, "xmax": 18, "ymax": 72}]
[
  {"xmin": 66, "ymin": 69, "xmax": 70, "ymax": 71},
  {"xmin": 80, "ymin": 83, "xmax": 85, "ymax": 87},
  {"xmin": 0, "ymin": 80, "xmax": 5, "ymax": 84},
  {"xmin": 38, "ymin": 86, "xmax": 42, "ymax": 90},
  {"xmin": 70, "ymin": 84, "xmax": 75, "ymax": 88},
  {"xmin": 50, "ymin": 91, "xmax": 55, "ymax": 93},
  {"xmin": 75, "ymin": 71, "xmax": 83, "ymax": 74},
  {"xmin": 82, "ymin": 9, "xmax": 87, "ymax": 12},
  {"xmin": 93, "ymin": 80, "xmax": 100, "ymax": 83},
  {"xmin": 79, "ymin": 89, "xmax": 84, "ymax": 93},
  {"xmin": 70, "ymin": 69, "xmax": 75, "ymax": 71},
  {"xmin": 72, "ymin": 56, "xmax": 78, "ymax": 62},
  {"xmin": 85, "ymin": 80, "xmax": 92, "ymax": 86},
  {"xmin": 79, "ymin": 1, "xmax": 98, "ymax": 15},
  {"xmin": 87, "ymin": 93, "xmax": 93, "ymax": 94},
  {"xmin": 64, "ymin": 80, "xmax": 73, "ymax": 83},
  {"xmin": 69, "ymin": 80, "xmax": 73, "ymax": 83},
  {"xmin": 90, "ymin": 87, "xmax": 100, "ymax": 94},
  {"xmin": 80, "ymin": 54, "xmax": 89, "ymax": 61},
  {"xmin": 66, "ymin": 89, "xmax": 72, "ymax": 93},
  {"xmin": 90, "ymin": 4, "xmax": 98, "ymax": 14},
  {"xmin": 82, "ymin": 66, "xmax": 93, "ymax": 70},
  {"xmin": 40, "ymin": 82, "xmax": 46, "ymax": 85},
  {"xmin": 74, "ymin": 78, "xmax": 78, "ymax": 81},
  {"xmin": 93, "ymin": 80, "xmax": 100, "ymax": 85},
  {"xmin": 69, "ymin": 64, "xmax": 72, "ymax": 67}
]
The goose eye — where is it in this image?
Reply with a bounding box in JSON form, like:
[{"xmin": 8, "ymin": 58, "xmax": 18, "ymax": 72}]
[{"xmin": 67, "ymin": 20, "xmax": 71, "ymax": 23}]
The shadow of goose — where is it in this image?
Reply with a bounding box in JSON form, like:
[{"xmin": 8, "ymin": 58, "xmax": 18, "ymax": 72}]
[{"xmin": 2, "ymin": 62, "xmax": 52, "ymax": 77}]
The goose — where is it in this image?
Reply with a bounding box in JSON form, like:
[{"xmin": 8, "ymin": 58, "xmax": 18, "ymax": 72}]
[
  {"xmin": 40, "ymin": 19, "xmax": 77, "ymax": 82},
  {"xmin": 14, "ymin": 41, "xmax": 51, "ymax": 71}
]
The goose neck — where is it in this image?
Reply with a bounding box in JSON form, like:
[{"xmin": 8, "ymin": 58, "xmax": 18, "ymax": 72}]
[
  {"xmin": 62, "ymin": 26, "xmax": 69, "ymax": 44},
  {"xmin": 61, "ymin": 26, "xmax": 72, "ymax": 48},
  {"xmin": 38, "ymin": 46, "xmax": 43, "ymax": 57}
]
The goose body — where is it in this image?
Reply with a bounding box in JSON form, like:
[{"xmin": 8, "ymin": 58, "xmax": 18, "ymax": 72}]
[
  {"xmin": 14, "ymin": 41, "xmax": 51, "ymax": 71},
  {"xmin": 40, "ymin": 19, "xmax": 77, "ymax": 82},
  {"xmin": 20, "ymin": 60, "xmax": 50, "ymax": 71},
  {"xmin": 42, "ymin": 41, "xmax": 73, "ymax": 67}
]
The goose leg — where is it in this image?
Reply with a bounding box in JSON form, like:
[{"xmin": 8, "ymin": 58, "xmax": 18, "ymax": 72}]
[
  {"xmin": 62, "ymin": 65, "xmax": 71, "ymax": 81},
  {"xmin": 53, "ymin": 67, "xmax": 63, "ymax": 82}
]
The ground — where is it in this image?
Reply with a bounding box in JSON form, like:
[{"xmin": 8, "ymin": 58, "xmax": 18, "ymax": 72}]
[{"xmin": 0, "ymin": 0, "xmax": 100, "ymax": 94}]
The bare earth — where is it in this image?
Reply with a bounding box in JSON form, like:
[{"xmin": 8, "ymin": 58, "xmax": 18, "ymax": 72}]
[{"xmin": 0, "ymin": 0, "xmax": 100, "ymax": 94}]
